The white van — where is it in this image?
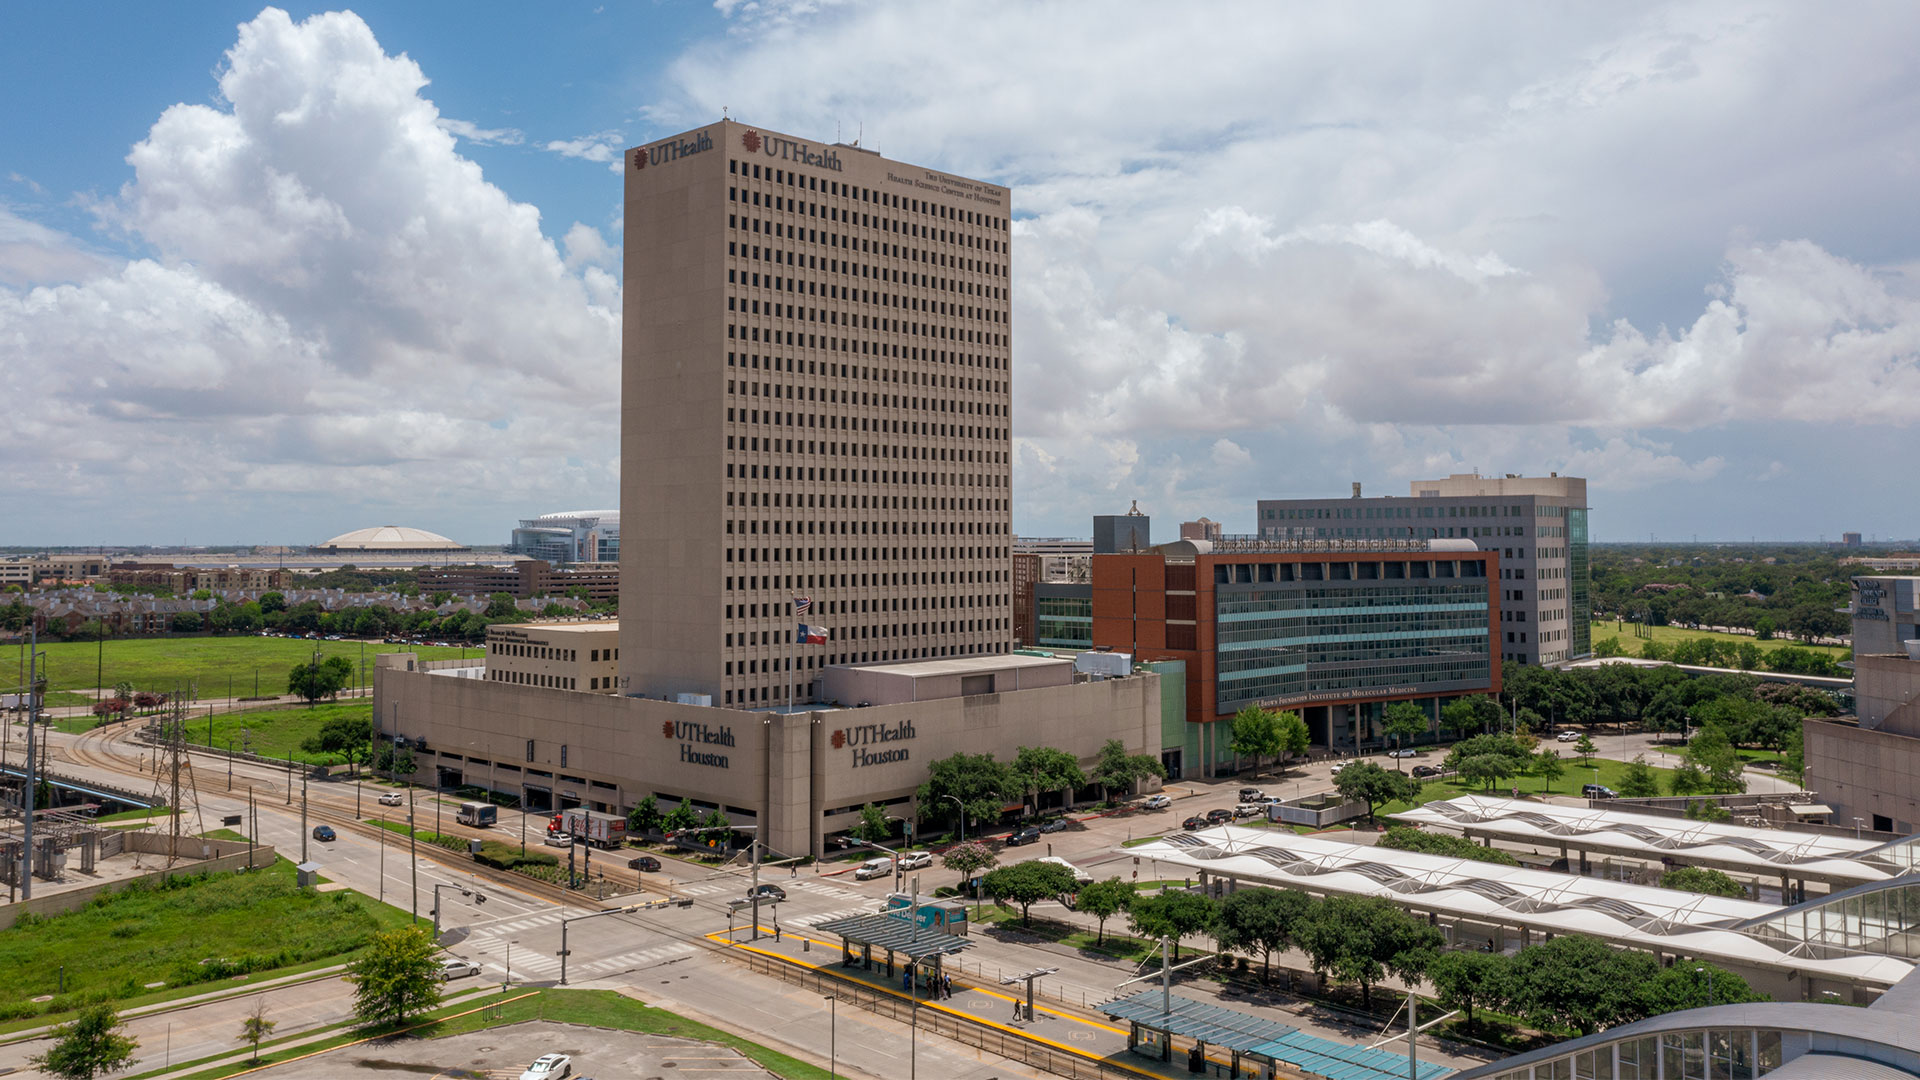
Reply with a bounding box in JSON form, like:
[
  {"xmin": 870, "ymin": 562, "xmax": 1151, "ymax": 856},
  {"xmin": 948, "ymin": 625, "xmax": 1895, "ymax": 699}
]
[
  {"xmin": 853, "ymin": 856, "xmax": 894, "ymax": 881},
  {"xmin": 1034, "ymin": 856, "xmax": 1093, "ymax": 885}
]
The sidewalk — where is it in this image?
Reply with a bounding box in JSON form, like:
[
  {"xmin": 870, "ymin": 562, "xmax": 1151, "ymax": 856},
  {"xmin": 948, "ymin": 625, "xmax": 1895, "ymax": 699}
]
[{"xmin": 0, "ymin": 964, "xmax": 350, "ymax": 1047}]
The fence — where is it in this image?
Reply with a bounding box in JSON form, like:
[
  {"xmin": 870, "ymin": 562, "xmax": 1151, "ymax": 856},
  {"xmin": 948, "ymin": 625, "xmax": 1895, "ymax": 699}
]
[{"xmin": 732, "ymin": 947, "xmax": 1145, "ymax": 1080}]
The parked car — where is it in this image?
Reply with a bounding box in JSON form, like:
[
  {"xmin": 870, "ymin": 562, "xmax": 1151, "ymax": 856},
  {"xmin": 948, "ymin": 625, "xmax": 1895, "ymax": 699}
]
[
  {"xmin": 311, "ymin": 825, "xmax": 335, "ymax": 842},
  {"xmin": 438, "ymin": 958, "xmax": 482, "ymax": 981},
  {"xmin": 1143, "ymin": 794, "xmax": 1172, "ymax": 810},
  {"xmin": 377, "ymin": 792, "xmax": 404, "ymax": 807},
  {"xmin": 899, "ymin": 850, "xmax": 933, "ymax": 870},
  {"xmin": 629, "ymin": 856, "xmax": 661, "ymax": 873},
  {"xmin": 747, "ymin": 883, "xmax": 787, "ymax": 902},
  {"xmin": 854, "ymin": 856, "xmax": 895, "ymax": 880},
  {"xmin": 1238, "ymin": 787, "xmax": 1265, "ymax": 802},
  {"xmin": 1557, "ymin": 731, "xmax": 1581, "ymax": 743},
  {"xmin": 1233, "ymin": 803, "xmax": 1265, "ymax": 819},
  {"xmin": 1205, "ymin": 807, "xmax": 1234, "ymax": 824},
  {"xmin": 1583, "ymin": 784, "xmax": 1618, "ymax": 799},
  {"xmin": 1181, "ymin": 815, "xmax": 1209, "ymax": 831},
  {"xmin": 519, "ymin": 1054, "xmax": 572, "ymax": 1080},
  {"xmin": 1005, "ymin": 826, "xmax": 1042, "ymax": 847},
  {"xmin": 1386, "ymin": 748, "xmax": 1420, "ymax": 758},
  {"xmin": 1038, "ymin": 818, "xmax": 1069, "ymax": 834},
  {"xmin": 1412, "ymin": 765, "xmax": 1441, "ymax": 778}
]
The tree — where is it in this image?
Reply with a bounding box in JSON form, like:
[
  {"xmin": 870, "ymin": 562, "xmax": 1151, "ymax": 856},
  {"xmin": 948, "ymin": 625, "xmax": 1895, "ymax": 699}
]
[
  {"xmin": 940, "ymin": 840, "xmax": 997, "ymax": 889},
  {"xmin": 29, "ymin": 1004, "xmax": 139, "ymax": 1080},
  {"xmin": 1633, "ymin": 962, "xmax": 1765, "ymax": 1017},
  {"xmin": 1508, "ymin": 934, "xmax": 1656, "ymax": 1035},
  {"xmin": 301, "ymin": 714, "xmax": 374, "ymax": 763},
  {"xmin": 1754, "ymin": 614, "xmax": 1777, "ymax": 640},
  {"xmin": 1091, "ymin": 738, "xmax": 1166, "ymax": 801},
  {"xmin": 1126, "ymin": 889, "xmax": 1218, "ymax": 960},
  {"xmin": 698, "ymin": 808, "xmax": 733, "ymax": 846},
  {"xmin": 1380, "ymin": 702, "xmax": 1428, "ymax": 768},
  {"xmin": 1660, "ymin": 866, "xmax": 1745, "ymax": 898},
  {"xmin": 1443, "ymin": 734, "xmax": 1531, "ymax": 792},
  {"xmin": 663, "ymin": 797, "xmax": 699, "ymax": 834},
  {"xmin": 1618, "ymin": 755, "xmax": 1661, "ymax": 798},
  {"xmin": 1077, "ymin": 878, "xmax": 1135, "ymax": 945},
  {"xmin": 485, "ymin": 592, "xmax": 519, "ymax": 618},
  {"xmin": 259, "ymin": 591, "xmax": 287, "ymax": 614},
  {"xmin": 1378, "ymin": 826, "xmax": 1519, "ymax": 866},
  {"xmin": 1294, "ymin": 896, "xmax": 1441, "ymax": 1010},
  {"xmin": 1428, "ymin": 950, "xmax": 1512, "ymax": 1033},
  {"xmin": 1530, "ymin": 748, "xmax": 1565, "ymax": 793},
  {"xmin": 1012, "ymin": 745, "xmax": 1086, "ymax": 815},
  {"xmin": 170, "ymin": 612, "xmax": 203, "ymax": 633},
  {"xmin": 981, "ymin": 860, "xmax": 1079, "ymax": 924},
  {"xmin": 1685, "ymin": 724, "xmax": 1746, "ymax": 794},
  {"xmin": 1441, "ymin": 695, "xmax": 1505, "ymax": 736},
  {"xmin": 1214, "ymin": 886, "xmax": 1311, "ymax": 982},
  {"xmin": 1779, "ymin": 725, "xmax": 1805, "ymax": 786},
  {"xmin": 286, "ymin": 656, "xmax": 352, "ymax": 704},
  {"xmin": 346, "ymin": 925, "xmax": 443, "ymax": 1027},
  {"xmin": 1573, "ymin": 734, "xmax": 1597, "ymax": 763},
  {"xmin": 1332, "ymin": 761, "xmax": 1420, "ymax": 823},
  {"xmin": 626, "ymin": 795, "xmax": 662, "ymax": 836},
  {"xmin": 1667, "ymin": 760, "xmax": 1711, "ymax": 797},
  {"xmin": 1274, "ymin": 710, "xmax": 1311, "ymax": 766},
  {"xmin": 853, "ymin": 802, "xmax": 892, "ymax": 844},
  {"xmin": 238, "ymin": 999, "xmax": 277, "ymax": 1064},
  {"xmin": 1229, "ymin": 706, "xmax": 1284, "ymax": 778},
  {"xmin": 918, "ymin": 751, "xmax": 1015, "ymax": 832}
]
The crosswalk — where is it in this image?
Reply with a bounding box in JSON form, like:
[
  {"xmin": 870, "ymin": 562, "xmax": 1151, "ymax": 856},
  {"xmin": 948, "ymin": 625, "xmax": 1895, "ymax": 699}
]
[
  {"xmin": 785, "ymin": 905, "xmax": 877, "ymax": 928},
  {"xmin": 481, "ymin": 941, "xmax": 698, "ymax": 979},
  {"xmin": 673, "ymin": 877, "xmax": 866, "ymax": 903}
]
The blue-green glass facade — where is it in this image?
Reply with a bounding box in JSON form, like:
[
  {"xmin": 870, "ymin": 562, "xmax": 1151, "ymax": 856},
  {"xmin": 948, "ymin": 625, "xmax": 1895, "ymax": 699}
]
[
  {"xmin": 1035, "ymin": 593, "xmax": 1093, "ymax": 648},
  {"xmin": 1213, "ymin": 562, "xmax": 1493, "ymax": 715},
  {"xmin": 1569, "ymin": 507, "xmax": 1590, "ymax": 657}
]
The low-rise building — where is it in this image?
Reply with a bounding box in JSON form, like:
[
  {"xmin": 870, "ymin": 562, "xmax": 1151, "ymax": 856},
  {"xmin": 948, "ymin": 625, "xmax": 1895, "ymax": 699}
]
[
  {"xmin": 418, "ymin": 560, "xmax": 619, "ymax": 603},
  {"xmin": 484, "ymin": 621, "xmax": 622, "ymax": 694}
]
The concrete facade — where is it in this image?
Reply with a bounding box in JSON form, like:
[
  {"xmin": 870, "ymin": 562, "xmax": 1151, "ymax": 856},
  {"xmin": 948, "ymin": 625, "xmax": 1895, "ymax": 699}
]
[
  {"xmin": 1805, "ymin": 657, "xmax": 1920, "ymax": 835},
  {"xmin": 1850, "ymin": 577, "xmax": 1920, "ymax": 659},
  {"xmin": 483, "ymin": 621, "xmax": 622, "ymax": 694},
  {"xmin": 818, "ymin": 653, "xmax": 1073, "ymax": 707},
  {"xmin": 375, "ymin": 654, "xmax": 1159, "ymax": 857},
  {"xmin": 619, "ymin": 119, "xmax": 1014, "ymax": 711},
  {"xmin": 1257, "ymin": 473, "xmax": 1589, "ymax": 665}
]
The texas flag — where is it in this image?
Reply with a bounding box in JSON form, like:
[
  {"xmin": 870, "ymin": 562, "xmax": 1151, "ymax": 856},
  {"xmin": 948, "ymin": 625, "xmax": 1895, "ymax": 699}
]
[{"xmin": 795, "ymin": 624, "xmax": 829, "ymax": 644}]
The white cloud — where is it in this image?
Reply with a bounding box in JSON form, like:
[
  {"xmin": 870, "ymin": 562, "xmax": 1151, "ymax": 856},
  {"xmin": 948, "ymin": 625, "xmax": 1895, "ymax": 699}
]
[
  {"xmin": 543, "ymin": 132, "xmax": 625, "ymax": 171},
  {"xmin": 437, "ymin": 117, "xmax": 524, "ymax": 146},
  {"xmin": 0, "ymin": 7, "xmax": 619, "ymax": 538},
  {"xmin": 1210, "ymin": 439, "xmax": 1252, "ymax": 468}
]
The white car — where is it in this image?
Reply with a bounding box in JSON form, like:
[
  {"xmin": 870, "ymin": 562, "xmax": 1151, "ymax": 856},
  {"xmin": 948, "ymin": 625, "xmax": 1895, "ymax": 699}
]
[
  {"xmin": 1329, "ymin": 761, "xmax": 1349, "ymax": 774},
  {"xmin": 543, "ymin": 832, "xmax": 572, "ymax": 848},
  {"xmin": 1556, "ymin": 731, "xmax": 1580, "ymax": 743},
  {"xmin": 438, "ymin": 958, "xmax": 482, "ymax": 980},
  {"xmin": 1233, "ymin": 803, "xmax": 1266, "ymax": 818},
  {"xmin": 519, "ymin": 1055, "xmax": 572, "ymax": 1080},
  {"xmin": 853, "ymin": 856, "xmax": 894, "ymax": 881},
  {"xmin": 377, "ymin": 792, "xmax": 404, "ymax": 807},
  {"xmin": 899, "ymin": 850, "xmax": 933, "ymax": 871},
  {"xmin": 1143, "ymin": 794, "xmax": 1171, "ymax": 810}
]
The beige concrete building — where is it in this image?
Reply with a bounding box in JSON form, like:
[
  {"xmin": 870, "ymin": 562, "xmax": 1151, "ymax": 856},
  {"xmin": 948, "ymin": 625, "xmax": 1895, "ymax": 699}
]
[
  {"xmin": 377, "ymin": 652, "xmax": 1159, "ymax": 856},
  {"xmin": 620, "ymin": 120, "xmax": 1014, "ymax": 710},
  {"xmin": 1805, "ymin": 648, "xmax": 1920, "ymax": 836},
  {"xmin": 484, "ymin": 621, "xmax": 622, "ymax": 694}
]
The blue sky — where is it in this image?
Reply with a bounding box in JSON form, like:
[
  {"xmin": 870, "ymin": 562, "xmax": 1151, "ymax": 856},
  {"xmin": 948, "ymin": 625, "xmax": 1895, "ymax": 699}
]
[{"xmin": 4, "ymin": 2, "xmax": 1919, "ymax": 547}]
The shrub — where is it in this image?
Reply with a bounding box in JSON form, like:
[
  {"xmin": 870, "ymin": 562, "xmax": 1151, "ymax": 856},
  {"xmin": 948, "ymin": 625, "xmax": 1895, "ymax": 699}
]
[
  {"xmin": 470, "ymin": 841, "xmax": 559, "ymax": 871},
  {"xmin": 1377, "ymin": 826, "xmax": 1520, "ymax": 866}
]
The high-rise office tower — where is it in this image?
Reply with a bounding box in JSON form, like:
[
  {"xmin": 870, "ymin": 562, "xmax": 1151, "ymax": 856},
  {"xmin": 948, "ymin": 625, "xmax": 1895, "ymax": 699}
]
[{"xmin": 619, "ymin": 120, "xmax": 1015, "ymax": 707}]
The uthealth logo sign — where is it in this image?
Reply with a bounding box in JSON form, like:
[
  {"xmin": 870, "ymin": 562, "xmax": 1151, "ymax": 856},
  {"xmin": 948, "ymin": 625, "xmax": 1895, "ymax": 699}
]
[
  {"xmin": 632, "ymin": 130, "xmax": 714, "ymax": 170},
  {"xmin": 741, "ymin": 129, "xmax": 843, "ymax": 173}
]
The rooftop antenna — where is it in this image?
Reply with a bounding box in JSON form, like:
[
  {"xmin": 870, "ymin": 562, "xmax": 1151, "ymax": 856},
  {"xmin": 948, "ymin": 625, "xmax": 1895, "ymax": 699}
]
[{"xmin": 723, "ymin": 105, "xmax": 729, "ymax": 119}]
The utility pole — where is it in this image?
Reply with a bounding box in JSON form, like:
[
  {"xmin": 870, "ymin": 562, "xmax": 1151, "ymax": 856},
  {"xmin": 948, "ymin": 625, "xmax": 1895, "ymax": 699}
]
[
  {"xmin": 408, "ymin": 785, "xmax": 419, "ymax": 924},
  {"xmin": 1407, "ymin": 988, "xmax": 1418, "ymax": 1080},
  {"xmin": 300, "ymin": 770, "xmax": 309, "ymax": 864},
  {"xmin": 18, "ymin": 627, "xmax": 42, "ymax": 900}
]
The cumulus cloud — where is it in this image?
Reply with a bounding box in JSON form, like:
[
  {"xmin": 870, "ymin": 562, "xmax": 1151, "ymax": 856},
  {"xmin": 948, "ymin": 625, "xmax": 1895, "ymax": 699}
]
[
  {"xmin": 0, "ymin": 7, "xmax": 618, "ymax": 539},
  {"xmin": 544, "ymin": 132, "xmax": 626, "ymax": 171}
]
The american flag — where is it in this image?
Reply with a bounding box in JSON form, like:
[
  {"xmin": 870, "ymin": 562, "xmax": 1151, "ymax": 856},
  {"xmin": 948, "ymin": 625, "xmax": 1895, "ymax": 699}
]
[{"xmin": 793, "ymin": 595, "xmax": 811, "ymax": 615}]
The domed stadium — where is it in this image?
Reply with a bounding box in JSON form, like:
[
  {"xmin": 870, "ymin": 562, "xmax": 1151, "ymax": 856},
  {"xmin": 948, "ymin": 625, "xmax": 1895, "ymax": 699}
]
[{"xmin": 312, "ymin": 525, "xmax": 468, "ymax": 554}]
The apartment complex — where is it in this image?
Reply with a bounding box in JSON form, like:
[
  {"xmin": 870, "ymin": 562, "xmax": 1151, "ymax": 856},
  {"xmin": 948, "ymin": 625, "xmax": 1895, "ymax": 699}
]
[
  {"xmin": 107, "ymin": 562, "xmax": 292, "ymax": 593},
  {"xmin": 1257, "ymin": 473, "xmax": 1589, "ymax": 665},
  {"xmin": 1093, "ymin": 537, "xmax": 1499, "ymax": 773},
  {"xmin": 416, "ymin": 560, "xmax": 619, "ymax": 603},
  {"xmin": 620, "ymin": 120, "xmax": 1014, "ymax": 707}
]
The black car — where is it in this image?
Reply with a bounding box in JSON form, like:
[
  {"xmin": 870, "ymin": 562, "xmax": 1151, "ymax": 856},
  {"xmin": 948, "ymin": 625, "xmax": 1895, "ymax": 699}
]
[
  {"xmin": 311, "ymin": 825, "xmax": 336, "ymax": 842},
  {"xmin": 1005, "ymin": 826, "xmax": 1042, "ymax": 846},
  {"xmin": 1181, "ymin": 815, "xmax": 1209, "ymax": 831},
  {"xmin": 628, "ymin": 856, "xmax": 662, "ymax": 873},
  {"xmin": 747, "ymin": 883, "xmax": 787, "ymax": 901},
  {"xmin": 1411, "ymin": 765, "xmax": 1441, "ymax": 778},
  {"xmin": 1038, "ymin": 818, "xmax": 1069, "ymax": 834},
  {"xmin": 1582, "ymin": 784, "xmax": 1618, "ymax": 800},
  {"xmin": 1205, "ymin": 808, "xmax": 1234, "ymax": 824}
]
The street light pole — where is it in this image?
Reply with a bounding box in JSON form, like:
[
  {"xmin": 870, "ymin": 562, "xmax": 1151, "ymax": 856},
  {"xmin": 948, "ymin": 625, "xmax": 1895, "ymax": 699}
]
[
  {"xmin": 824, "ymin": 994, "xmax": 837, "ymax": 1079},
  {"xmin": 941, "ymin": 794, "xmax": 965, "ymax": 844}
]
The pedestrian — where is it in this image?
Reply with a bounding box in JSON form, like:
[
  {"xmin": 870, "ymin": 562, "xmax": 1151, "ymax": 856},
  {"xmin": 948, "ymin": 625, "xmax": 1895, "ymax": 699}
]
[
  {"xmin": 903, "ymin": 969, "xmax": 912, "ymax": 993},
  {"xmin": 1013, "ymin": 999, "xmax": 1023, "ymax": 1021},
  {"xmin": 944, "ymin": 973, "xmax": 953, "ymax": 999}
]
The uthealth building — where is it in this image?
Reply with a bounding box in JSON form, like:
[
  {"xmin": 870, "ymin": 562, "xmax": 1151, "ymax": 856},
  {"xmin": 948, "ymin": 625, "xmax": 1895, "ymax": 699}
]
[{"xmin": 374, "ymin": 121, "xmax": 1161, "ymax": 857}]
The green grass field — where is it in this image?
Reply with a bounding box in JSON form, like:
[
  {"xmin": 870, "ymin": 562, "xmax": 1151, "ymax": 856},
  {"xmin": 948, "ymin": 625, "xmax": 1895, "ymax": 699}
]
[
  {"xmin": 1374, "ymin": 754, "xmax": 1683, "ymax": 816},
  {"xmin": 3, "ymin": 636, "xmax": 473, "ymax": 700},
  {"xmin": 178, "ymin": 699, "xmax": 375, "ymax": 765},
  {"xmin": 0, "ymin": 859, "xmax": 410, "ymax": 1016},
  {"xmin": 1591, "ymin": 621, "xmax": 1848, "ymax": 660}
]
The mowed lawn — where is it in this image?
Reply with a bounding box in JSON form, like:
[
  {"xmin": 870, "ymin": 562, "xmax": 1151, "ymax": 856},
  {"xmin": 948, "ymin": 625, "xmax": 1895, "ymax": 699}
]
[
  {"xmin": 1590, "ymin": 622, "xmax": 1849, "ymax": 661},
  {"xmin": 184, "ymin": 699, "xmax": 375, "ymax": 766},
  {"xmin": 5, "ymin": 636, "xmax": 474, "ymax": 699},
  {"xmin": 0, "ymin": 859, "xmax": 410, "ymax": 1010},
  {"xmin": 1371, "ymin": 754, "xmax": 1685, "ymax": 817}
]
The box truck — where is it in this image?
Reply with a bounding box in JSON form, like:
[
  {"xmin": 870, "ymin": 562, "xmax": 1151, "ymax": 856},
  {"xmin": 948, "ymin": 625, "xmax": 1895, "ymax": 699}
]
[{"xmin": 561, "ymin": 807, "xmax": 627, "ymax": 849}]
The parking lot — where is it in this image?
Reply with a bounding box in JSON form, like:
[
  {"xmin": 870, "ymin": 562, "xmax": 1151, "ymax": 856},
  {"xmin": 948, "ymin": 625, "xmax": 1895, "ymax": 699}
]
[{"xmin": 266, "ymin": 1020, "xmax": 772, "ymax": 1079}]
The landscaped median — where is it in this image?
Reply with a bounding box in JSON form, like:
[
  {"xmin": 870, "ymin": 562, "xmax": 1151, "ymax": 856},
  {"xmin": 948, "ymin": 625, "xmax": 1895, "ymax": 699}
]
[{"xmin": 362, "ymin": 818, "xmax": 568, "ymax": 884}]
